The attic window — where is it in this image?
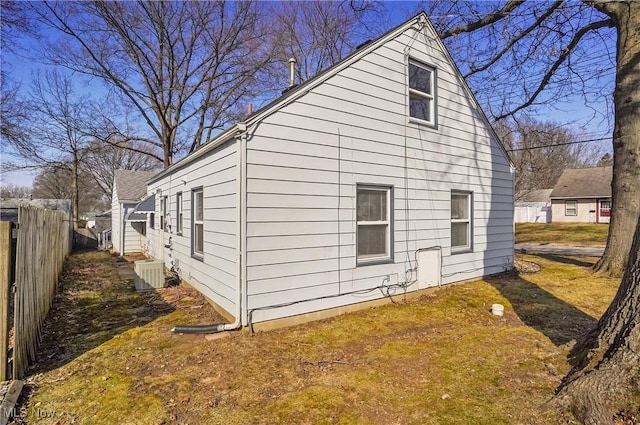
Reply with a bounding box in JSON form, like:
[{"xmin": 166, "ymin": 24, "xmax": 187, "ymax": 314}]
[{"xmin": 408, "ymin": 59, "xmax": 436, "ymax": 126}]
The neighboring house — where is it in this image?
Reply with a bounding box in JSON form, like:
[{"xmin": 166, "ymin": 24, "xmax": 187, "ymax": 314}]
[
  {"xmin": 111, "ymin": 170, "xmax": 157, "ymax": 254},
  {"xmin": 139, "ymin": 13, "xmax": 515, "ymax": 330},
  {"xmin": 514, "ymin": 189, "xmax": 552, "ymax": 223},
  {"xmin": 550, "ymin": 166, "xmax": 612, "ymax": 223}
]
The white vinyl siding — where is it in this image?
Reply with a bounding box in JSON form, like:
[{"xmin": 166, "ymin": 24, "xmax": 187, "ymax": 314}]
[
  {"xmin": 244, "ymin": 23, "xmax": 514, "ymax": 323},
  {"xmin": 146, "ymin": 17, "xmax": 514, "ymax": 326},
  {"xmin": 146, "ymin": 141, "xmax": 238, "ymax": 317}
]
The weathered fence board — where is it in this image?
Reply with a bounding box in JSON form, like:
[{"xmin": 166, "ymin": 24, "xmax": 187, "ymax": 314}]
[
  {"xmin": 11, "ymin": 205, "xmax": 70, "ymax": 379},
  {"xmin": 0, "ymin": 222, "xmax": 12, "ymax": 381}
]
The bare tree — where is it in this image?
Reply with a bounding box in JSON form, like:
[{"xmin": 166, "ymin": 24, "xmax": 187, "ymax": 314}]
[
  {"xmin": 4, "ymin": 70, "xmax": 95, "ymax": 229},
  {"xmin": 35, "ymin": 1, "xmax": 278, "ymax": 163},
  {"xmin": 419, "ymin": 1, "xmax": 639, "ymax": 421},
  {"xmin": 0, "ymin": 183, "xmax": 31, "ymax": 198},
  {"xmin": 82, "ymin": 138, "xmax": 160, "ymax": 201},
  {"xmin": 496, "ymin": 117, "xmax": 603, "ymax": 199},
  {"xmin": 268, "ymin": 1, "xmax": 383, "ymax": 84},
  {"xmin": 31, "ymin": 165, "xmax": 108, "ymax": 213}
]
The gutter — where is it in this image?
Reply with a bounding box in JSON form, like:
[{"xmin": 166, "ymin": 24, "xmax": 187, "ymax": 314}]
[{"xmin": 172, "ymin": 124, "xmax": 248, "ymax": 334}]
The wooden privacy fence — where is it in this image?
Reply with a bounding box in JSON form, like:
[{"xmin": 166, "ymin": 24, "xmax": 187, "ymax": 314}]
[{"xmin": 1, "ymin": 205, "xmax": 70, "ymax": 380}]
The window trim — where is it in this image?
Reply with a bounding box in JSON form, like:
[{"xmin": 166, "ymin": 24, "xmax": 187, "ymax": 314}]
[
  {"xmin": 565, "ymin": 200, "xmax": 578, "ymax": 216},
  {"xmin": 162, "ymin": 195, "xmax": 169, "ymax": 232},
  {"xmin": 408, "ymin": 58, "xmax": 437, "ymax": 128},
  {"xmin": 356, "ymin": 184, "xmax": 394, "ymax": 266},
  {"xmin": 176, "ymin": 192, "xmax": 183, "ymax": 235},
  {"xmin": 191, "ymin": 187, "xmax": 204, "ymax": 260},
  {"xmin": 451, "ymin": 190, "xmax": 473, "ymax": 253}
]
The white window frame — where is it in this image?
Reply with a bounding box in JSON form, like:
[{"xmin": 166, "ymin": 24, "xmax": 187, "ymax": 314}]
[
  {"xmin": 356, "ymin": 185, "xmax": 393, "ymax": 265},
  {"xmin": 176, "ymin": 192, "xmax": 183, "ymax": 235},
  {"xmin": 451, "ymin": 191, "xmax": 472, "ymax": 252},
  {"xmin": 162, "ymin": 195, "xmax": 169, "ymax": 232},
  {"xmin": 192, "ymin": 188, "xmax": 204, "ymax": 259},
  {"xmin": 565, "ymin": 200, "xmax": 577, "ymax": 216},
  {"xmin": 408, "ymin": 59, "xmax": 436, "ymax": 126}
]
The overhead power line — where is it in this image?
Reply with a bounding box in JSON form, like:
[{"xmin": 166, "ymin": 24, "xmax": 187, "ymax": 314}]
[{"xmin": 506, "ymin": 136, "xmax": 610, "ymax": 152}]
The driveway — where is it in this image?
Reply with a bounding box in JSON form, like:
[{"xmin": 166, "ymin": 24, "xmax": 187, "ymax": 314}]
[{"xmin": 515, "ymin": 244, "xmax": 604, "ymax": 256}]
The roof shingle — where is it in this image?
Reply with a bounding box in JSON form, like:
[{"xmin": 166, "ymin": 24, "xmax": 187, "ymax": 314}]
[
  {"xmin": 550, "ymin": 166, "xmax": 612, "ymax": 199},
  {"xmin": 114, "ymin": 170, "xmax": 157, "ymax": 202}
]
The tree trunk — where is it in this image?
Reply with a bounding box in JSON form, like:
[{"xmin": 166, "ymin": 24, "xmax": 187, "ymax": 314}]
[
  {"xmin": 551, "ymin": 213, "xmax": 640, "ymax": 424},
  {"xmin": 593, "ymin": 1, "xmax": 640, "ymax": 277},
  {"xmin": 71, "ymin": 155, "xmax": 79, "ymax": 231}
]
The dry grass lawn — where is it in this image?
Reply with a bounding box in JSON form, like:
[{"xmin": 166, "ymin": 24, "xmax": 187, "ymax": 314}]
[
  {"xmin": 13, "ymin": 250, "xmax": 620, "ymax": 424},
  {"xmin": 515, "ymin": 223, "xmax": 609, "ymax": 246}
]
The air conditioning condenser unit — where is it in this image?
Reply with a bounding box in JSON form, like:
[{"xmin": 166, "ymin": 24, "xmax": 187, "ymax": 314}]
[{"xmin": 134, "ymin": 259, "xmax": 166, "ymax": 291}]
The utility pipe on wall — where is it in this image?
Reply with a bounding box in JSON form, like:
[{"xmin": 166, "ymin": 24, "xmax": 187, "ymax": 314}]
[{"xmin": 172, "ymin": 123, "xmax": 247, "ymax": 334}]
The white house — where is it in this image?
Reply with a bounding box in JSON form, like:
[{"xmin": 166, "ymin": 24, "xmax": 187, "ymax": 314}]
[
  {"xmin": 139, "ymin": 13, "xmax": 515, "ymax": 331},
  {"xmin": 111, "ymin": 170, "xmax": 157, "ymax": 254}
]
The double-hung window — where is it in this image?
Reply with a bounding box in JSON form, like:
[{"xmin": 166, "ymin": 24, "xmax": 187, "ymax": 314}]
[
  {"xmin": 357, "ymin": 185, "xmax": 392, "ymax": 264},
  {"xmin": 451, "ymin": 191, "xmax": 472, "ymax": 251},
  {"xmin": 408, "ymin": 59, "xmax": 436, "ymax": 126},
  {"xmin": 176, "ymin": 192, "xmax": 183, "ymax": 234},
  {"xmin": 162, "ymin": 195, "xmax": 168, "ymax": 232},
  {"xmin": 565, "ymin": 200, "xmax": 577, "ymax": 216},
  {"xmin": 192, "ymin": 188, "xmax": 204, "ymax": 258}
]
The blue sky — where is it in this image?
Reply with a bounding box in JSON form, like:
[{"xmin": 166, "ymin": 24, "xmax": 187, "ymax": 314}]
[{"xmin": 1, "ymin": 1, "xmax": 615, "ymax": 188}]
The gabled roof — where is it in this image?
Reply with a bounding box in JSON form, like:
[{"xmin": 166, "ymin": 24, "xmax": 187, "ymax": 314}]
[
  {"xmin": 149, "ymin": 12, "xmax": 511, "ymax": 184},
  {"xmin": 516, "ymin": 189, "xmax": 552, "ymax": 203},
  {"xmin": 550, "ymin": 166, "xmax": 612, "ymax": 199},
  {"xmin": 114, "ymin": 170, "xmax": 157, "ymax": 202}
]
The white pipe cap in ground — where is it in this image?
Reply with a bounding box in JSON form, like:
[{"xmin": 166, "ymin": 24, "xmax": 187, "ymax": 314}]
[{"xmin": 491, "ymin": 303, "xmax": 504, "ymax": 316}]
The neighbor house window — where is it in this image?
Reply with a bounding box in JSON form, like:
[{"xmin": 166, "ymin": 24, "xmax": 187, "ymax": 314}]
[
  {"xmin": 451, "ymin": 191, "xmax": 472, "ymax": 251},
  {"xmin": 149, "ymin": 213, "xmax": 155, "ymax": 229},
  {"xmin": 176, "ymin": 192, "xmax": 183, "ymax": 234},
  {"xmin": 357, "ymin": 185, "xmax": 392, "ymax": 264},
  {"xmin": 409, "ymin": 59, "xmax": 436, "ymax": 125},
  {"xmin": 192, "ymin": 188, "xmax": 204, "ymax": 258},
  {"xmin": 565, "ymin": 200, "xmax": 577, "ymax": 216},
  {"xmin": 162, "ymin": 195, "xmax": 169, "ymax": 232}
]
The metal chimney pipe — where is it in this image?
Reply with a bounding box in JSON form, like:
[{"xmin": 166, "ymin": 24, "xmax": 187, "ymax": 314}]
[
  {"xmin": 247, "ymin": 103, "xmax": 253, "ymax": 116},
  {"xmin": 288, "ymin": 57, "xmax": 296, "ymax": 87}
]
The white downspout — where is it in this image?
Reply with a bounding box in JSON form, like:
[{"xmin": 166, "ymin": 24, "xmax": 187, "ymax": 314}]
[{"xmin": 172, "ymin": 124, "xmax": 246, "ymax": 333}]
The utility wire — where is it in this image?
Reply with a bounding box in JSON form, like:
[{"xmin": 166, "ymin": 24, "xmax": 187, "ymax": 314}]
[{"xmin": 506, "ymin": 136, "xmax": 610, "ymax": 152}]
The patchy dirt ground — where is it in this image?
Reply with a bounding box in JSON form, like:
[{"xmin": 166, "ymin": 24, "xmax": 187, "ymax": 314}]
[{"xmin": 6, "ymin": 250, "xmax": 620, "ymax": 424}]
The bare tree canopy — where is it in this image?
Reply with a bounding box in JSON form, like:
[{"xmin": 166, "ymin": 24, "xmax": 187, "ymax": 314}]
[
  {"xmin": 496, "ymin": 117, "xmax": 603, "ymax": 199},
  {"xmin": 35, "ymin": 1, "xmax": 278, "ymax": 163}
]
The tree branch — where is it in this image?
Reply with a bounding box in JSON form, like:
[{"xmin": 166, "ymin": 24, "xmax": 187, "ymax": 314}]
[
  {"xmin": 438, "ymin": 0, "xmax": 526, "ymax": 39},
  {"xmin": 495, "ymin": 18, "xmax": 614, "ymax": 120}
]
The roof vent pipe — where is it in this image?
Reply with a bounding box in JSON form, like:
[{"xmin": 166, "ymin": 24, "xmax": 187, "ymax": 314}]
[
  {"xmin": 288, "ymin": 57, "xmax": 296, "ymax": 87},
  {"xmin": 247, "ymin": 103, "xmax": 253, "ymax": 117}
]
